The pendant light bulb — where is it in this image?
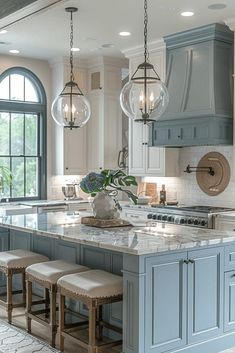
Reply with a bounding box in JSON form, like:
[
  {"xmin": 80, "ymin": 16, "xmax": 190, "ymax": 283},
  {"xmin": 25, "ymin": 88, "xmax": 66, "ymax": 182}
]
[
  {"xmin": 51, "ymin": 7, "xmax": 91, "ymax": 129},
  {"xmin": 120, "ymin": 0, "xmax": 169, "ymax": 124}
]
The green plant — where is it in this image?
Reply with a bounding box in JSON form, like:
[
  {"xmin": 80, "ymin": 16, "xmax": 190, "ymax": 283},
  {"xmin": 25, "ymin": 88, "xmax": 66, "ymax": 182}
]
[
  {"xmin": 0, "ymin": 166, "xmax": 12, "ymax": 192},
  {"xmin": 80, "ymin": 169, "xmax": 138, "ymax": 204}
]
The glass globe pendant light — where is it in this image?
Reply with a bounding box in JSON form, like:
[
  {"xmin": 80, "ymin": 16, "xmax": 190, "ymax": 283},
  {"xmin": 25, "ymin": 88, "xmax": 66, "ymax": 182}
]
[
  {"xmin": 120, "ymin": 0, "xmax": 169, "ymax": 124},
  {"xmin": 51, "ymin": 7, "xmax": 91, "ymax": 129}
]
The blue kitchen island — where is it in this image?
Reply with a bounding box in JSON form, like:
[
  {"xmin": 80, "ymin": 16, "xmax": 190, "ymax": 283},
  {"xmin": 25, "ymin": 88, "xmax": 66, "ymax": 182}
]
[{"xmin": 0, "ymin": 211, "xmax": 235, "ymax": 353}]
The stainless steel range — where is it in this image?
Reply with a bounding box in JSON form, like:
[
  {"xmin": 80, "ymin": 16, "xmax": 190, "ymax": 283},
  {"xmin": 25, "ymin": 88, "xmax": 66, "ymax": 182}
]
[{"xmin": 122, "ymin": 205, "xmax": 234, "ymax": 229}]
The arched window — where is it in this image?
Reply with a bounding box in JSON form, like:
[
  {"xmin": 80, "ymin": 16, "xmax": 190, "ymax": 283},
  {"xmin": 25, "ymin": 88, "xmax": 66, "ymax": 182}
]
[{"xmin": 0, "ymin": 67, "xmax": 46, "ymax": 200}]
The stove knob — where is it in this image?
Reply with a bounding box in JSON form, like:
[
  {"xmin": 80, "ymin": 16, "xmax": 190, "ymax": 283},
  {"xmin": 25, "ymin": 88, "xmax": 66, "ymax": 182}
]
[
  {"xmin": 167, "ymin": 216, "xmax": 173, "ymax": 222},
  {"xmin": 162, "ymin": 215, "xmax": 168, "ymax": 221},
  {"xmin": 201, "ymin": 220, "xmax": 206, "ymax": 227},
  {"xmin": 157, "ymin": 215, "xmax": 162, "ymax": 220},
  {"xmin": 147, "ymin": 213, "xmax": 153, "ymax": 219},
  {"xmin": 180, "ymin": 218, "xmax": 185, "ymax": 224},
  {"xmin": 152, "ymin": 214, "xmax": 157, "ymax": 220},
  {"xmin": 187, "ymin": 219, "xmax": 193, "ymax": 224},
  {"xmin": 175, "ymin": 218, "xmax": 180, "ymax": 224},
  {"xmin": 194, "ymin": 219, "xmax": 199, "ymax": 226}
]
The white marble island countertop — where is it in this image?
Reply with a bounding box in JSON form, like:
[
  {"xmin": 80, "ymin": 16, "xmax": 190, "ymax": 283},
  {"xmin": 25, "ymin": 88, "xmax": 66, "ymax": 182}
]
[{"xmin": 1, "ymin": 211, "xmax": 235, "ymax": 255}]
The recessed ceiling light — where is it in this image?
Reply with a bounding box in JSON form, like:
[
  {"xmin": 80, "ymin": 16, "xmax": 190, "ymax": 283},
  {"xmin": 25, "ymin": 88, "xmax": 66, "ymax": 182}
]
[
  {"xmin": 119, "ymin": 31, "xmax": 131, "ymax": 37},
  {"xmin": 71, "ymin": 47, "xmax": 80, "ymax": 52},
  {"xmin": 9, "ymin": 49, "xmax": 20, "ymax": 54},
  {"xmin": 208, "ymin": 3, "xmax": 227, "ymax": 10},
  {"xmin": 0, "ymin": 29, "xmax": 7, "ymax": 34},
  {"xmin": 181, "ymin": 11, "xmax": 195, "ymax": 17},
  {"xmin": 102, "ymin": 43, "xmax": 115, "ymax": 48}
]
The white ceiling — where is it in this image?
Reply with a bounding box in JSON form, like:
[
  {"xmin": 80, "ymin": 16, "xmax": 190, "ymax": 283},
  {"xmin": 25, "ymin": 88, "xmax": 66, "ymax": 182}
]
[{"xmin": 0, "ymin": 0, "xmax": 235, "ymax": 61}]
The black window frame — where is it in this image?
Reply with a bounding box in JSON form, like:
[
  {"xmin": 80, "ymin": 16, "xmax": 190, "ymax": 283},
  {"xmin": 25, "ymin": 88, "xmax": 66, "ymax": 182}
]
[{"xmin": 0, "ymin": 67, "xmax": 47, "ymax": 201}]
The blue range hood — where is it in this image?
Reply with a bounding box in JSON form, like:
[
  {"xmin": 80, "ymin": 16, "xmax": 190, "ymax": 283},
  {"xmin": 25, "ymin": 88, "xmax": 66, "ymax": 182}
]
[{"xmin": 150, "ymin": 23, "xmax": 234, "ymax": 147}]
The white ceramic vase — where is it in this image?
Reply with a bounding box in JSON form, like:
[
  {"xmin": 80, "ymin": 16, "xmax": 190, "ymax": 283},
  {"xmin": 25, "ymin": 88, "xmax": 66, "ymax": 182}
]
[{"xmin": 92, "ymin": 190, "xmax": 120, "ymax": 219}]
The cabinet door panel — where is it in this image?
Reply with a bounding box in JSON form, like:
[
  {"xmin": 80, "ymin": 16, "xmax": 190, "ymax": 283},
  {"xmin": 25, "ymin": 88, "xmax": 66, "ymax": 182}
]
[
  {"xmin": 10, "ymin": 230, "xmax": 31, "ymax": 250},
  {"xmin": 128, "ymin": 120, "xmax": 145, "ymax": 175},
  {"xmin": 64, "ymin": 127, "xmax": 87, "ymax": 175},
  {"xmin": 145, "ymin": 126, "xmax": 165, "ymax": 176},
  {"xmin": 225, "ymin": 245, "xmax": 235, "ymax": 271},
  {"xmin": 188, "ymin": 247, "xmax": 224, "ymax": 343},
  {"xmin": 145, "ymin": 252, "xmax": 187, "ymax": 353},
  {"xmin": 87, "ymin": 93, "xmax": 104, "ymax": 172},
  {"xmin": 224, "ymin": 271, "xmax": 235, "ymax": 332}
]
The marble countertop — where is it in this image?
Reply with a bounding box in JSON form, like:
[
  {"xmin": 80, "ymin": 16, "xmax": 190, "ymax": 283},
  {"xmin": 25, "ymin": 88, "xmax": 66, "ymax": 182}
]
[{"xmin": 1, "ymin": 211, "xmax": 235, "ymax": 255}]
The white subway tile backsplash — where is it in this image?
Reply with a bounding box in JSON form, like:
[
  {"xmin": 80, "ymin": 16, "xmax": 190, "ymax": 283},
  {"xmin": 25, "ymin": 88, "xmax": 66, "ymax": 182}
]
[{"xmin": 143, "ymin": 146, "xmax": 235, "ymax": 207}]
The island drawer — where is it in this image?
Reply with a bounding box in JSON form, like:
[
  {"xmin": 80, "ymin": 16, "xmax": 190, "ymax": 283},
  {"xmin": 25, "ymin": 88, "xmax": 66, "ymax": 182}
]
[{"xmin": 225, "ymin": 245, "xmax": 235, "ymax": 271}]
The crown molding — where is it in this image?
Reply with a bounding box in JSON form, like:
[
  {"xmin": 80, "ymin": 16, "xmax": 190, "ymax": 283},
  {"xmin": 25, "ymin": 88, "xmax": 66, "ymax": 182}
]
[
  {"xmin": 0, "ymin": 0, "xmax": 69, "ymax": 30},
  {"xmin": 49, "ymin": 56, "xmax": 88, "ymax": 68},
  {"xmin": 122, "ymin": 38, "xmax": 165, "ymax": 58},
  {"xmin": 224, "ymin": 17, "xmax": 235, "ymax": 31},
  {"xmin": 86, "ymin": 55, "xmax": 128, "ymax": 69}
]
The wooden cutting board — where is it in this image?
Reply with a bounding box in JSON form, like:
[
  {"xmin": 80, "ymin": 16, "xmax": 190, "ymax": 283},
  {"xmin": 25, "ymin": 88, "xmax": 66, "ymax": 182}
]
[
  {"xmin": 196, "ymin": 152, "xmax": 230, "ymax": 196},
  {"xmin": 81, "ymin": 216, "xmax": 132, "ymax": 228}
]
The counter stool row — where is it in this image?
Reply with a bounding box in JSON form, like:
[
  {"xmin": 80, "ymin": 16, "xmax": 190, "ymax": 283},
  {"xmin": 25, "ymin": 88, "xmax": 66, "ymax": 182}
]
[{"xmin": 0, "ymin": 249, "xmax": 123, "ymax": 353}]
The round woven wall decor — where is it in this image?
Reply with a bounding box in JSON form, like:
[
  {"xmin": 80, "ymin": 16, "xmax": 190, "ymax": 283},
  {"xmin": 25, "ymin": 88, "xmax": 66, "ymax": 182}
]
[{"xmin": 196, "ymin": 152, "xmax": 230, "ymax": 196}]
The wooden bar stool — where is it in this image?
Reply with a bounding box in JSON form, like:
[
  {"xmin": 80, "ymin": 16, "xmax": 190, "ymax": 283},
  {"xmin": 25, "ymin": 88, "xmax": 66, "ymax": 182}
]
[
  {"xmin": 58, "ymin": 269, "xmax": 123, "ymax": 353},
  {"xmin": 25, "ymin": 260, "xmax": 89, "ymax": 347},
  {"xmin": 0, "ymin": 249, "xmax": 49, "ymax": 324}
]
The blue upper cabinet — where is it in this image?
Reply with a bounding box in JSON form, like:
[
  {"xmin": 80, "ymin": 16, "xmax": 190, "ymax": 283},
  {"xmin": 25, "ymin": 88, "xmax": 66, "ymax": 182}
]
[{"xmin": 150, "ymin": 23, "xmax": 234, "ymax": 147}]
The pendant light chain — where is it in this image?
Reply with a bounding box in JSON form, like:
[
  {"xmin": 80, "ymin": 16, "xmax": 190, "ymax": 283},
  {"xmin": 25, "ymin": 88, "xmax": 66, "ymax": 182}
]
[
  {"xmin": 144, "ymin": 0, "xmax": 149, "ymax": 63},
  {"xmin": 51, "ymin": 7, "xmax": 91, "ymax": 129},
  {"xmin": 69, "ymin": 10, "xmax": 74, "ymax": 82}
]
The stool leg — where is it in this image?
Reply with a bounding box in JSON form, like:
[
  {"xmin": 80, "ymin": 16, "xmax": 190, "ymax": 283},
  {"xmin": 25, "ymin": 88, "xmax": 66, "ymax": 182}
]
[
  {"xmin": 88, "ymin": 304, "xmax": 97, "ymax": 353},
  {"xmin": 26, "ymin": 280, "xmax": 32, "ymax": 333},
  {"xmin": 97, "ymin": 305, "xmax": 103, "ymax": 341},
  {"xmin": 59, "ymin": 293, "xmax": 65, "ymax": 352},
  {"xmin": 45, "ymin": 288, "xmax": 50, "ymax": 319},
  {"xmin": 6, "ymin": 270, "xmax": 13, "ymax": 324},
  {"xmin": 22, "ymin": 271, "xmax": 26, "ymax": 306},
  {"xmin": 49, "ymin": 285, "xmax": 57, "ymax": 347}
]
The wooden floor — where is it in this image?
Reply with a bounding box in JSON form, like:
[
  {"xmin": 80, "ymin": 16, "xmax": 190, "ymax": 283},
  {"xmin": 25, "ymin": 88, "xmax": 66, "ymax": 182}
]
[{"xmin": 0, "ymin": 306, "xmax": 122, "ymax": 353}]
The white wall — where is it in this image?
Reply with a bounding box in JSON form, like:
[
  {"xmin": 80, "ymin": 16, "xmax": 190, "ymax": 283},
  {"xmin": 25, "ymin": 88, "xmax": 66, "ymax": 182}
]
[{"xmin": 0, "ymin": 54, "xmax": 53, "ymax": 197}]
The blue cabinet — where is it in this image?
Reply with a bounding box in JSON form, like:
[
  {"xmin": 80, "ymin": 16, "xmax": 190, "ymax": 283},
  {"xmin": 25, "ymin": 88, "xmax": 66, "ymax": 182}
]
[
  {"xmin": 144, "ymin": 247, "xmax": 224, "ymax": 353},
  {"xmin": 10, "ymin": 229, "xmax": 31, "ymax": 250},
  {"xmin": 188, "ymin": 247, "xmax": 224, "ymax": 343},
  {"xmin": 145, "ymin": 253, "xmax": 187, "ymax": 353},
  {"xmin": 0, "ymin": 228, "xmax": 9, "ymax": 287},
  {"xmin": 224, "ymin": 271, "xmax": 235, "ymax": 332}
]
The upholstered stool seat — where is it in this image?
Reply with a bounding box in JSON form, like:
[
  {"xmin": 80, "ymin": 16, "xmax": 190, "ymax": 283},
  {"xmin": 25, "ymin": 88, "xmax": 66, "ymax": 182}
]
[
  {"xmin": 58, "ymin": 270, "xmax": 123, "ymax": 353},
  {"xmin": 58, "ymin": 269, "xmax": 123, "ymax": 298},
  {"xmin": 0, "ymin": 249, "xmax": 49, "ymax": 269},
  {"xmin": 0, "ymin": 249, "xmax": 49, "ymax": 324},
  {"xmin": 26, "ymin": 260, "xmax": 89, "ymax": 347}
]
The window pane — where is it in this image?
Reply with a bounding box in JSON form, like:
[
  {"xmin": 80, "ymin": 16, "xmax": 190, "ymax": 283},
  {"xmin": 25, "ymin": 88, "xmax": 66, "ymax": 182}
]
[
  {"xmin": 25, "ymin": 77, "xmax": 39, "ymax": 102},
  {"xmin": 12, "ymin": 157, "xmax": 24, "ymax": 197},
  {"xmin": 0, "ymin": 157, "xmax": 11, "ymax": 198},
  {"xmin": 0, "ymin": 76, "xmax": 9, "ymax": 99},
  {"xmin": 26, "ymin": 157, "xmax": 38, "ymax": 197},
  {"xmin": 10, "ymin": 74, "xmax": 24, "ymax": 101},
  {"xmin": 25, "ymin": 114, "xmax": 37, "ymax": 155},
  {"xmin": 11, "ymin": 113, "xmax": 24, "ymax": 155},
  {"xmin": 0, "ymin": 113, "xmax": 9, "ymax": 155}
]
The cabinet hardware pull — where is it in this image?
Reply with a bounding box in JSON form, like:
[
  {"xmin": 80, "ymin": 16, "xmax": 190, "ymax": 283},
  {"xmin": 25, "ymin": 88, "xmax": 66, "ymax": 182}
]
[
  {"xmin": 231, "ymin": 274, "xmax": 235, "ymax": 277},
  {"xmin": 189, "ymin": 259, "xmax": 195, "ymax": 264},
  {"xmin": 183, "ymin": 260, "xmax": 189, "ymax": 264},
  {"xmin": 233, "ymin": 229, "xmax": 235, "ymax": 231}
]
